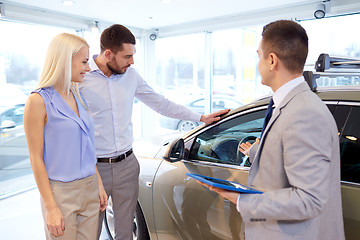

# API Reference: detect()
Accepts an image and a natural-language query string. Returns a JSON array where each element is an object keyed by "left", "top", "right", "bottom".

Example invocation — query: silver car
[{"left": 105, "top": 54, "right": 360, "bottom": 240}]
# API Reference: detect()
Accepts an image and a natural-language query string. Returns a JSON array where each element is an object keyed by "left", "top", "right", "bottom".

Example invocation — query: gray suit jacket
[{"left": 238, "top": 82, "right": 345, "bottom": 240}]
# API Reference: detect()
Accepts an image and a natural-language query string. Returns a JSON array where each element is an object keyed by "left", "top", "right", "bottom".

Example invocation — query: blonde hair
[{"left": 37, "top": 33, "right": 89, "bottom": 107}]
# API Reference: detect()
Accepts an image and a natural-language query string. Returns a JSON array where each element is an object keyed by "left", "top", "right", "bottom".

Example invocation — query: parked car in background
[
  {"left": 0, "top": 103, "right": 28, "bottom": 171},
  {"left": 104, "top": 54, "right": 360, "bottom": 240},
  {"left": 159, "top": 96, "right": 243, "bottom": 132},
  {"left": 0, "top": 84, "right": 28, "bottom": 147},
  {"left": 0, "top": 104, "right": 26, "bottom": 147}
]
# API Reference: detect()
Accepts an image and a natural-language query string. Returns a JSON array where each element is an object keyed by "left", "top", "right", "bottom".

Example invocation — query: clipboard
[{"left": 187, "top": 173, "right": 263, "bottom": 194}]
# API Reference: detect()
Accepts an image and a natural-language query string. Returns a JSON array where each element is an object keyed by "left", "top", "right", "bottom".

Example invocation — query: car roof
[{"left": 316, "top": 87, "right": 360, "bottom": 102}]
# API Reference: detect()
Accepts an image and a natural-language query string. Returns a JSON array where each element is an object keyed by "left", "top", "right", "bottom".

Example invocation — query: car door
[
  {"left": 152, "top": 107, "right": 267, "bottom": 240},
  {"left": 335, "top": 103, "right": 360, "bottom": 240}
]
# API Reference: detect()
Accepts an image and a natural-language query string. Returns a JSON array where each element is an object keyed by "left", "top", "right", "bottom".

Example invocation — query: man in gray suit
[{"left": 200, "top": 20, "right": 345, "bottom": 240}]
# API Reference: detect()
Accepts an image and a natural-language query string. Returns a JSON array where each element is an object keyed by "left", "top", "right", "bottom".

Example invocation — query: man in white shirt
[
  {"left": 79, "top": 24, "right": 229, "bottom": 240},
  {"left": 199, "top": 20, "right": 345, "bottom": 240}
]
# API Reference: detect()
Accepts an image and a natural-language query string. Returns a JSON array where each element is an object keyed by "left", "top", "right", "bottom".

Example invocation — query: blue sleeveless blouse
[{"left": 33, "top": 87, "right": 97, "bottom": 182}]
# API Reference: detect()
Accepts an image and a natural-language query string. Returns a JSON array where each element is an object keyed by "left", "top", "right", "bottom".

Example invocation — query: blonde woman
[{"left": 23, "top": 33, "right": 107, "bottom": 239}]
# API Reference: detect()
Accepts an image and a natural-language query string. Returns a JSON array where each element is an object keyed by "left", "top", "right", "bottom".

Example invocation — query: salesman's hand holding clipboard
[{"left": 197, "top": 180, "right": 241, "bottom": 205}]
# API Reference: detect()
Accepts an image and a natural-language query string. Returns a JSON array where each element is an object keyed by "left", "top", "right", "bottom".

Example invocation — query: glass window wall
[
  {"left": 0, "top": 20, "right": 77, "bottom": 199},
  {"left": 153, "top": 25, "right": 270, "bottom": 134},
  {"left": 153, "top": 33, "right": 207, "bottom": 133}
]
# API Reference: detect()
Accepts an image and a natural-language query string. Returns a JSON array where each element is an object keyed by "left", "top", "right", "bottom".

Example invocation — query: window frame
[{"left": 183, "top": 105, "right": 268, "bottom": 170}]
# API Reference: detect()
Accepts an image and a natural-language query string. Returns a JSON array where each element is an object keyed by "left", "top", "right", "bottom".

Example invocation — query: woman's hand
[
  {"left": 46, "top": 207, "right": 65, "bottom": 237},
  {"left": 98, "top": 183, "right": 108, "bottom": 212},
  {"left": 95, "top": 167, "right": 108, "bottom": 211}
]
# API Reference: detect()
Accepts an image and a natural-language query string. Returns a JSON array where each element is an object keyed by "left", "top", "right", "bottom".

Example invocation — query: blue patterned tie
[{"left": 260, "top": 98, "right": 274, "bottom": 138}]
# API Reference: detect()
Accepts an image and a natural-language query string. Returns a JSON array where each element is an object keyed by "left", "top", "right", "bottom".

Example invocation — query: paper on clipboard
[{"left": 187, "top": 173, "right": 263, "bottom": 194}]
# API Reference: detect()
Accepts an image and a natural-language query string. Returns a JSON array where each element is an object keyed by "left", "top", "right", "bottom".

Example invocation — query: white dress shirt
[
  {"left": 237, "top": 75, "right": 305, "bottom": 209},
  {"left": 79, "top": 55, "right": 201, "bottom": 158},
  {"left": 272, "top": 76, "right": 305, "bottom": 111}
]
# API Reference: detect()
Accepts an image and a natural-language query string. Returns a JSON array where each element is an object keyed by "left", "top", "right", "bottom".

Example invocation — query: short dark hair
[
  {"left": 261, "top": 20, "right": 308, "bottom": 73},
  {"left": 100, "top": 24, "right": 136, "bottom": 53}
]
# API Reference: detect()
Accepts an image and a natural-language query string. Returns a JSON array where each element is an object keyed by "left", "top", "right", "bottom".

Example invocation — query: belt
[{"left": 97, "top": 149, "right": 133, "bottom": 164}]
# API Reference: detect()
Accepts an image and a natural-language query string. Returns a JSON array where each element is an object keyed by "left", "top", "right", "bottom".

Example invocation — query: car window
[
  {"left": 188, "top": 109, "right": 266, "bottom": 165},
  {"left": 331, "top": 105, "right": 351, "bottom": 134},
  {"left": 339, "top": 106, "right": 360, "bottom": 184},
  {"left": 326, "top": 104, "right": 337, "bottom": 114}
]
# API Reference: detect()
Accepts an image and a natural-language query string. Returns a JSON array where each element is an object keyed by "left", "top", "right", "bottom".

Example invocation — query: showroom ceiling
[
  {"left": 0, "top": 0, "right": 341, "bottom": 29},
  {"left": 1, "top": 0, "right": 360, "bottom": 31}
]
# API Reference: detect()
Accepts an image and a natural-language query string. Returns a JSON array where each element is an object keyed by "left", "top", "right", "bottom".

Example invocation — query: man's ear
[
  {"left": 269, "top": 53, "right": 279, "bottom": 71},
  {"left": 104, "top": 49, "right": 112, "bottom": 60}
]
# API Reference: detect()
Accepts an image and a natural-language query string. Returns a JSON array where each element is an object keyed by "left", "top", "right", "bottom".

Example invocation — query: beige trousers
[{"left": 41, "top": 174, "right": 100, "bottom": 240}]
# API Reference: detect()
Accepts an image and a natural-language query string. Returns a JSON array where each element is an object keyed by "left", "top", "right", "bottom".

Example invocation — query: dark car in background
[
  {"left": 104, "top": 54, "right": 360, "bottom": 240},
  {"left": 160, "top": 96, "right": 242, "bottom": 132}
]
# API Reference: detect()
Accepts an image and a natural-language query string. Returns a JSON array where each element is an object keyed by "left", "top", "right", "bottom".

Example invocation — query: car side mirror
[
  {"left": 163, "top": 138, "right": 185, "bottom": 162},
  {"left": 0, "top": 120, "right": 16, "bottom": 130}
]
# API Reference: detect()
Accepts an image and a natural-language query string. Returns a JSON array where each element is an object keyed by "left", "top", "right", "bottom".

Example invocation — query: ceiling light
[
  {"left": 62, "top": 0, "right": 75, "bottom": 6},
  {"left": 161, "top": 0, "right": 172, "bottom": 3},
  {"left": 314, "top": 3, "right": 326, "bottom": 19},
  {"left": 149, "top": 29, "right": 158, "bottom": 41}
]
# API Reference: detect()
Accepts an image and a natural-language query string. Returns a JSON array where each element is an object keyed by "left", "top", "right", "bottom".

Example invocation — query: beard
[{"left": 107, "top": 62, "right": 125, "bottom": 75}]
